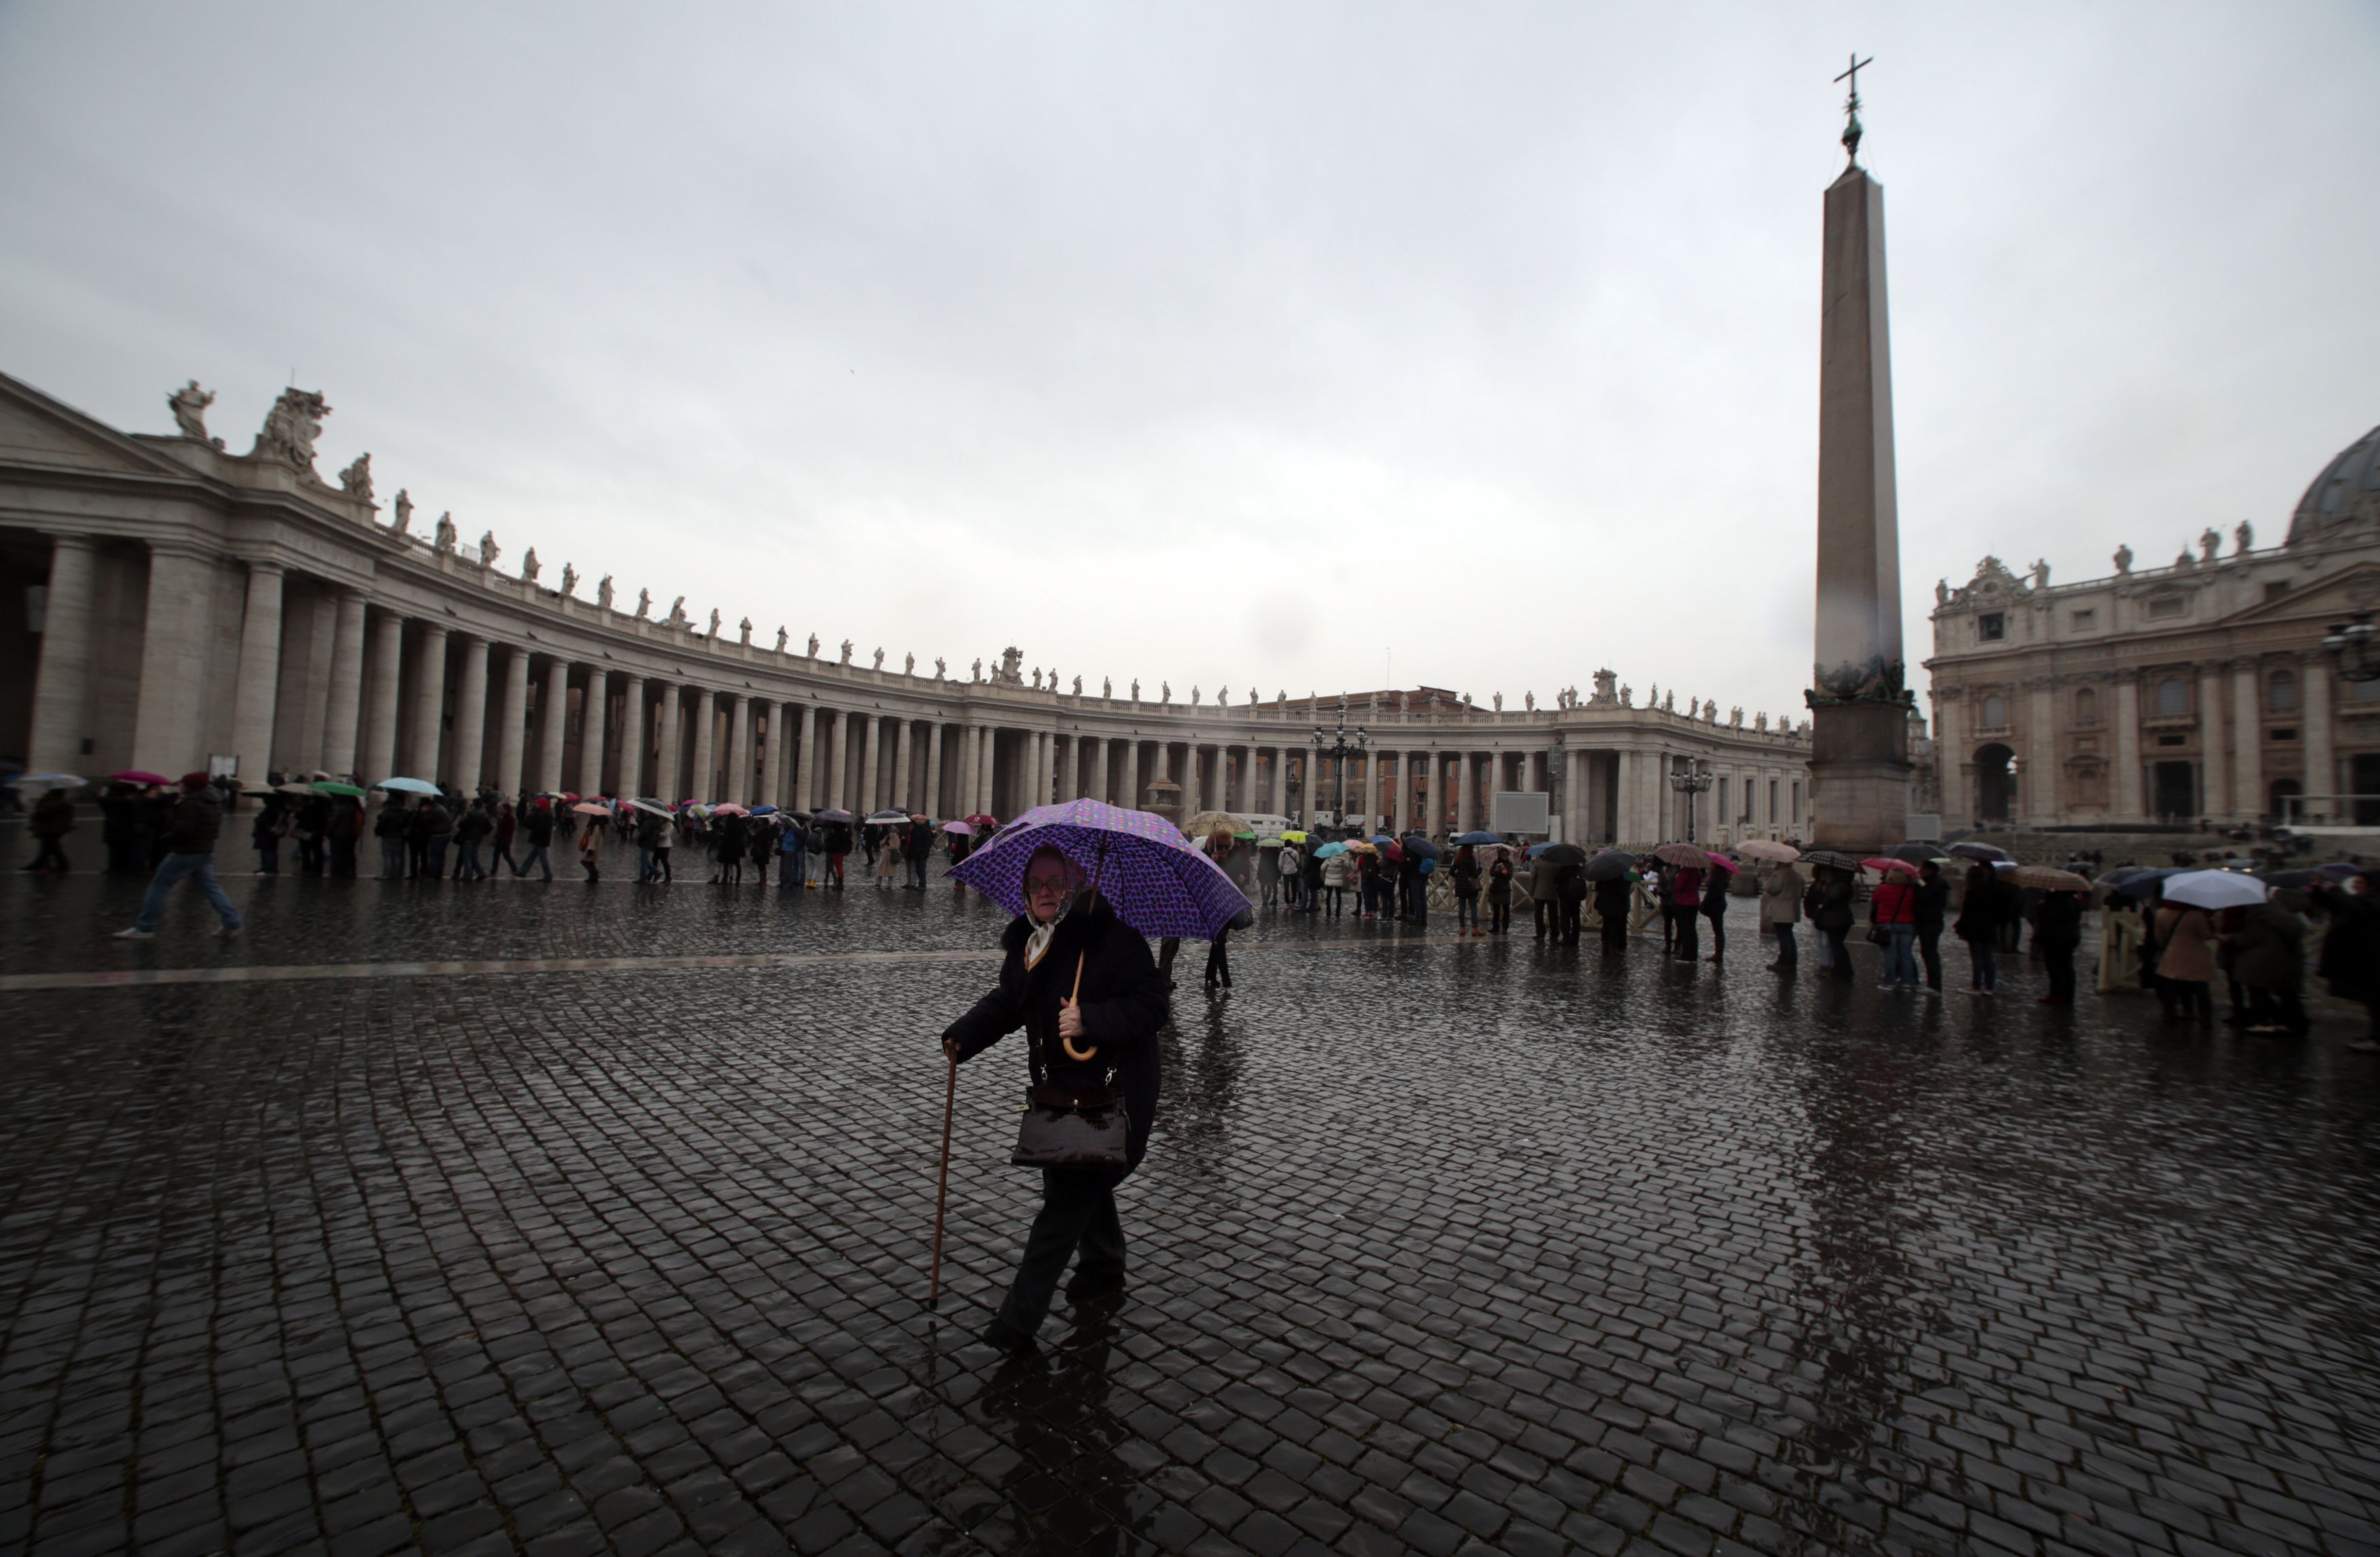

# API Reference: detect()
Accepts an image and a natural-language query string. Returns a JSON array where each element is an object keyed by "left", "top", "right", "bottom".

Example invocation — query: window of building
[
  {"left": 1791, "top": 782, "right": 1801, "bottom": 824},
  {"left": 1768, "top": 778, "right": 1778, "bottom": 823},
  {"left": 1977, "top": 613, "right": 2005, "bottom": 641},
  {"left": 1716, "top": 776, "right": 1728, "bottom": 824},
  {"left": 2265, "top": 581, "right": 2292, "bottom": 602},
  {"left": 2156, "top": 678, "right": 2188, "bottom": 717},
  {"left": 2147, "top": 595, "right": 2187, "bottom": 619},
  {"left": 1980, "top": 693, "right": 2008, "bottom": 730},
  {"left": 2353, "top": 677, "right": 2380, "bottom": 704},
  {"left": 2268, "top": 670, "right": 2298, "bottom": 712},
  {"left": 2270, "top": 728, "right": 2297, "bottom": 742},
  {"left": 2075, "top": 686, "right": 2099, "bottom": 725},
  {"left": 2157, "top": 734, "right": 2186, "bottom": 747},
  {"left": 2070, "top": 609, "right": 2097, "bottom": 632}
]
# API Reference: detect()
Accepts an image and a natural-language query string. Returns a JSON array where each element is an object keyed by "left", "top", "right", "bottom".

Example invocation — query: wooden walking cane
[{"left": 929, "top": 1053, "right": 956, "bottom": 1307}]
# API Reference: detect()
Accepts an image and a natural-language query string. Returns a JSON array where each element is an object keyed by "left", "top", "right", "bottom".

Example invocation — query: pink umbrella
[
  {"left": 712, "top": 802, "right": 750, "bottom": 817},
  {"left": 1703, "top": 851, "right": 1740, "bottom": 874},
  {"left": 940, "top": 819, "right": 975, "bottom": 835},
  {"left": 1860, "top": 856, "right": 1919, "bottom": 876}
]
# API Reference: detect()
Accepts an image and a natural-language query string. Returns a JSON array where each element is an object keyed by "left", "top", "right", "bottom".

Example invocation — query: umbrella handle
[{"left": 1060, "top": 949, "right": 1097, "bottom": 1061}]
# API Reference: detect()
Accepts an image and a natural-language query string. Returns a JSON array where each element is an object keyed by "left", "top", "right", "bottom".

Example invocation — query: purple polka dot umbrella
[{"left": 947, "top": 798, "right": 1246, "bottom": 939}]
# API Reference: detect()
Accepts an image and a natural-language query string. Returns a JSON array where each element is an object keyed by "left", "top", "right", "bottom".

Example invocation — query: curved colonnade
[{"left": 1, "top": 373, "right": 1810, "bottom": 846}]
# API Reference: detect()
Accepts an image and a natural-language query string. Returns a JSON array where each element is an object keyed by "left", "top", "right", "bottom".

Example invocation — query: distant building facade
[
  {"left": 1, "top": 371, "right": 1809, "bottom": 847},
  {"left": 1923, "top": 424, "right": 2380, "bottom": 829}
]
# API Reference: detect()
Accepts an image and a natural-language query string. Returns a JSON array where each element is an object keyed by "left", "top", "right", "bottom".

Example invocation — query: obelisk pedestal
[{"left": 1806, "top": 157, "right": 1912, "bottom": 850}]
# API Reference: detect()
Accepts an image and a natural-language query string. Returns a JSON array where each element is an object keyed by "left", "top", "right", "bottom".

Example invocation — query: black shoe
[
  {"left": 981, "top": 1318, "right": 1038, "bottom": 1354},
  {"left": 1066, "top": 1271, "right": 1125, "bottom": 1303}
]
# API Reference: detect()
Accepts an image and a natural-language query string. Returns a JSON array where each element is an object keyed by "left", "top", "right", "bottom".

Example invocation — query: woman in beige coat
[
  {"left": 2152, "top": 900, "right": 2217, "bottom": 1023},
  {"left": 1759, "top": 861, "right": 1804, "bottom": 970}
]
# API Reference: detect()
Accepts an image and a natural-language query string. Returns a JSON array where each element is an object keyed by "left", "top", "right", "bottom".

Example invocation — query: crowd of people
[{"left": 13, "top": 772, "right": 2379, "bottom": 1047}]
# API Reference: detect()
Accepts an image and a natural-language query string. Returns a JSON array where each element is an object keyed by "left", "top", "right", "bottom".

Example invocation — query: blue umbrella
[
  {"left": 1453, "top": 829, "right": 1501, "bottom": 846},
  {"left": 375, "top": 776, "right": 439, "bottom": 795},
  {"left": 752, "top": 804, "right": 778, "bottom": 815},
  {"left": 1312, "top": 841, "right": 1351, "bottom": 859}
]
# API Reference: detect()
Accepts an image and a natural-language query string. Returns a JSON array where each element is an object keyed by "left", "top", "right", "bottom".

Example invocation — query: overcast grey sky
[{"left": 3, "top": 3, "right": 2375, "bottom": 720}]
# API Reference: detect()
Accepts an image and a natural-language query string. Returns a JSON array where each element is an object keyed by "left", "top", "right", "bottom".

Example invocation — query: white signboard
[{"left": 1491, "top": 790, "right": 1551, "bottom": 836}]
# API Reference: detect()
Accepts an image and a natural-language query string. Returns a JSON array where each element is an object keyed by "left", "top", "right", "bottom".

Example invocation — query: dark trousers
[
  {"left": 1601, "top": 908, "right": 1629, "bottom": 950},
  {"left": 329, "top": 836, "right": 356, "bottom": 878},
  {"left": 1533, "top": 900, "right": 1552, "bottom": 940},
  {"left": 1559, "top": 900, "right": 1582, "bottom": 944},
  {"left": 2247, "top": 988, "right": 2307, "bottom": 1033},
  {"left": 1917, "top": 925, "right": 1943, "bottom": 989},
  {"left": 2043, "top": 942, "right": 2076, "bottom": 1002},
  {"left": 1673, "top": 908, "right": 1699, "bottom": 960},
  {"left": 997, "top": 1166, "right": 1128, "bottom": 1339},
  {"left": 299, "top": 835, "right": 325, "bottom": 874},
  {"left": 1457, "top": 891, "right": 1478, "bottom": 927},
  {"left": 1822, "top": 926, "right": 1852, "bottom": 978},
  {"left": 256, "top": 841, "right": 279, "bottom": 874},
  {"left": 1701, "top": 909, "right": 1724, "bottom": 957},
  {"left": 1490, "top": 900, "right": 1510, "bottom": 934},
  {"left": 1771, "top": 921, "right": 1798, "bottom": 966},
  {"left": 1204, "top": 927, "right": 1231, "bottom": 989},
  {"left": 30, "top": 837, "right": 69, "bottom": 872}
]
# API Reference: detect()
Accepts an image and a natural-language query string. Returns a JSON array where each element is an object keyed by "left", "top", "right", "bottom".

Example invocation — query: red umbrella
[
  {"left": 1860, "top": 856, "right": 1919, "bottom": 876},
  {"left": 107, "top": 769, "right": 171, "bottom": 785},
  {"left": 964, "top": 813, "right": 999, "bottom": 827},
  {"left": 1703, "top": 851, "right": 1740, "bottom": 874}
]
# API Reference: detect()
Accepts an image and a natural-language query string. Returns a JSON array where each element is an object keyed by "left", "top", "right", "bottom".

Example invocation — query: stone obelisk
[{"left": 1807, "top": 56, "right": 1911, "bottom": 850}]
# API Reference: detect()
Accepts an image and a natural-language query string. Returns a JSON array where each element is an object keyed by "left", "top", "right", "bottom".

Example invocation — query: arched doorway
[{"left": 1975, "top": 742, "right": 2016, "bottom": 823}]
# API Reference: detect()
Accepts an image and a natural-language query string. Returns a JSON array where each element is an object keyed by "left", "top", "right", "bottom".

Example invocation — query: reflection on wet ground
[{"left": 1, "top": 869, "right": 2376, "bottom": 1556}]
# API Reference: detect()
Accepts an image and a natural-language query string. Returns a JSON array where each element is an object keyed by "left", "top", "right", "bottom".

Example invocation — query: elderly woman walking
[{"left": 942, "top": 846, "right": 1170, "bottom": 1352}]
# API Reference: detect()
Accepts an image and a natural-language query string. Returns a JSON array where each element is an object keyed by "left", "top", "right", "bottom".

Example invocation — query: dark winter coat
[
  {"left": 31, "top": 791, "right": 77, "bottom": 839},
  {"left": 1954, "top": 874, "right": 2012, "bottom": 942},
  {"left": 2317, "top": 890, "right": 2380, "bottom": 1001},
  {"left": 2033, "top": 892, "right": 2084, "bottom": 950},
  {"left": 1812, "top": 874, "right": 1855, "bottom": 932},
  {"left": 943, "top": 897, "right": 1170, "bottom": 1169},
  {"left": 162, "top": 788, "right": 224, "bottom": 854},
  {"left": 1913, "top": 874, "right": 1949, "bottom": 929},
  {"left": 2230, "top": 902, "right": 2305, "bottom": 994}
]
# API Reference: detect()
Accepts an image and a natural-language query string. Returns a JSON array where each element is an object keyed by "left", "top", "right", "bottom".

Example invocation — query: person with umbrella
[
  {"left": 2313, "top": 873, "right": 2380, "bottom": 1050},
  {"left": 2032, "top": 887, "right": 2086, "bottom": 1006},
  {"left": 1869, "top": 862, "right": 1920, "bottom": 991},
  {"left": 1953, "top": 863, "right": 2014, "bottom": 995},
  {"left": 24, "top": 785, "right": 75, "bottom": 873},
  {"left": 1483, "top": 848, "right": 1514, "bottom": 934},
  {"left": 1752, "top": 851, "right": 1803, "bottom": 970},
  {"left": 1592, "top": 859, "right": 1632, "bottom": 952},
  {"left": 250, "top": 790, "right": 288, "bottom": 876},
  {"left": 575, "top": 804, "right": 605, "bottom": 883},
  {"left": 941, "top": 842, "right": 1171, "bottom": 1352},
  {"left": 2152, "top": 892, "right": 2217, "bottom": 1023},
  {"left": 1699, "top": 855, "right": 1731, "bottom": 962},
  {"left": 517, "top": 798, "right": 556, "bottom": 880},
  {"left": 1450, "top": 844, "right": 1482, "bottom": 934},
  {"left": 1914, "top": 859, "right": 1949, "bottom": 991},
  {"left": 902, "top": 815, "right": 933, "bottom": 889},
  {"left": 1809, "top": 859, "right": 1856, "bottom": 979},
  {"left": 113, "top": 773, "right": 242, "bottom": 940},
  {"left": 451, "top": 797, "right": 494, "bottom": 880}
]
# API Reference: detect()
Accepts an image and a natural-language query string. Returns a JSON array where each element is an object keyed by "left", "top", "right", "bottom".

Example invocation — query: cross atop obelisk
[{"left": 1834, "top": 52, "right": 1873, "bottom": 167}]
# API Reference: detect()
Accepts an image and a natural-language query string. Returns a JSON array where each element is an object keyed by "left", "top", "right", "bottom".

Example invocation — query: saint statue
[
  {"left": 807, "top": 633, "right": 820, "bottom": 657},
  {"left": 250, "top": 388, "right": 330, "bottom": 473},
  {"left": 1524, "top": 691, "right": 1534, "bottom": 711},
  {"left": 1102, "top": 677, "right": 1112, "bottom": 698},
  {"left": 1664, "top": 690, "right": 1676, "bottom": 711},
  {"left": 839, "top": 639, "right": 853, "bottom": 664},
  {"left": 738, "top": 617, "right": 753, "bottom": 645},
  {"left": 706, "top": 607, "right": 721, "bottom": 636},
  {"left": 1160, "top": 681, "right": 1171, "bottom": 705},
  {"left": 339, "top": 453, "right": 373, "bottom": 499},
  {"left": 1072, "top": 674, "right": 1082, "bottom": 695},
  {"left": 477, "top": 530, "right": 499, "bottom": 569},
  {"left": 904, "top": 651, "right": 915, "bottom": 674},
  {"left": 1935, "top": 578, "right": 1950, "bottom": 605},
  {"left": 777, "top": 627, "right": 789, "bottom": 653},
  {"left": 1755, "top": 713, "right": 1769, "bottom": 732},
  {"left": 872, "top": 647, "right": 884, "bottom": 669},
  {"left": 1461, "top": 693, "right": 1472, "bottom": 709},
  {"left": 1131, "top": 679, "right": 1140, "bottom": 702},
  {"left": 634, "top": 588, "right": 651, "bottom": 619},
  {"left": 667, "top": 595, "right": 687, "bottom": 626},
  {"left": 596, "top": 575, "right": 615, "bottom": 609},
  {"left": 935, "top": 657, "right": 947, "bottom": 679},
  {"left": 1492, "top": 691, "right": 1503, "bottom": 711},
  {"left": 1189, "top": 685, "right": 1200, "bottom": 706},
  {"left": 2199, "top": 527, "right": 2221, "bottom": 562},
  {"left": 1703, "top": 699, "right": 1717, "bottom": 721},
  {"left": 1618, "top": 684, "right": 1631, "bottom": 706},
  {"left": 169, "top": 380, "right": 219, "bottom": 445},
  {"left": 2113, "top": 543, "right": 2133, "bottom": 575},
  {"left": 972, "top": 657, "right": 983, "bottom": 682},
  {"left": 392, "top": 489, "right": 413, "bottom": 535},
  {"left": 2031, "top": 558, "right": 2052, "bottom": 589},
  {"left": 433, "top": 512, "right": 457, "bottom": 553},
  {"left": 561, "top": 562, "right": 579, "bottom": 596},
  {"left": 522, "top": 547, "right": 541, "bottom": 582},
  {"left": 1032, "top": 668, "right": 1042, "bottom": 689},
  {"left": 1648, "top": 683, "right": 1660, "bottom": 708},
  {"left": 1730, "top": 706, "right": 1744, "bottom": 726},
  {"left": 2235, "top": 520, "right": 2254, "bottom": 554}
]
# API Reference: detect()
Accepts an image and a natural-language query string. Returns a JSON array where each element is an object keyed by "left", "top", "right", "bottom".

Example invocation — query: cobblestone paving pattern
[{"left": 1, "top": 873, "right": 2377, "bottom": 1557}]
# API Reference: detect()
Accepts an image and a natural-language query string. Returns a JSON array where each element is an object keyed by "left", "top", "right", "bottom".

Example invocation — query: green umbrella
[{"left": 310, "top": 781, "right": 368, "bottom": 798}]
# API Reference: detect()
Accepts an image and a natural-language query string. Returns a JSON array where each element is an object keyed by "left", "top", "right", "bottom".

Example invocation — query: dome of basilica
[{"left": 2289, "top": 424, "right": 2380, "bottom": 545}]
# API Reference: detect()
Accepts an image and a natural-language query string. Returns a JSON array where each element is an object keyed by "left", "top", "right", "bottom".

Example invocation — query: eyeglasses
[{"left": 1024, "top": 874, "right": 1072, "bottom": 895}]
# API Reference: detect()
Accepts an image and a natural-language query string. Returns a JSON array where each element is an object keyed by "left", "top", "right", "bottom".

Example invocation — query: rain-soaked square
[{"left": 1, "top": 870, "right": 2375, "bottom": 1557}]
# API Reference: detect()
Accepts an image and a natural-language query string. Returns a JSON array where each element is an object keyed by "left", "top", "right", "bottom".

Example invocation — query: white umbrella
[
  {"left": 1737, "top": 839, "right": 1800, "bottom": 863},
  {"left": 2160, "top": 870, "right": 2269, "bottom": 910}
]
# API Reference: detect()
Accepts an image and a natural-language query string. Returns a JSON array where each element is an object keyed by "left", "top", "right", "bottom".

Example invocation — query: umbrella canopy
[
  {"left": 571, "top": 802, "right": 611, "bottom": 817},
  {"left": 865, "top": 808, "right": 909, "bottom": 824},
  {"left": 1401, "top": 836, "right": 1441, "bottom": 859},
  {"left": 1381, "top": 842, "right": 1406, "bottom": 863},
  {"left": 309, "top": 781, "right": 368, "bottom": 798},
  {"left": 10, "top": 772, "right": 86, "bottom": 789},
  {"left": 1312, "top": 841, "right": 1351, "bottom": 858},
  {"left": 375, "top": 776, "right": 440, "bottom": 795},
  {"left": 1452, "top": 829, "right": 1501, "bottom": 846},
  {"left": 272, "top": 781, "right": 314, "bottom": 795},
  {"left": 1881, "top": 842, "right": 1941, "bottom": 865},
  {"left": 949, "top": 798, "right": 1247, "bottom": 939},
  {"left": 1343, "top": 840, "right": 1379, "bottom": 855},
  {"left": 1650, "top": 842, "right": 1710, "bottom": 868},
  {"left": 2009, "top": 865, "right": 2092, "bottom": 891},
  {"left": 2101, "top": 867, "right": 2183, "bottom": 899},
  {"left": 1256, "top": 837, "right": 1285, "bottom": 849},
  {"left": 1185, "top": 810, "right": 1250, "bottom": 839},
  {"left": 714, "top": 802, "right": 751, "bottom": 817},
  {"left": 1280, "top": 829, "right": 1309, "bottom": 843},
  {"left": 1370, "top": 833, "right": 1395, "bottom": 845},
  {"left": 627, "top": 799, "right": 673, "bottom": 819},
  {"left": 1800, "top": 849, "right": 1863, "bottom": 872},
  {"left": 2258, "top": 862, "right": 2361, "bottom": 889},
  {"left": 751, "top": 804, "right": 777, "bottom": 815},
  {"left": 1860, "top": 856, "right": 1920, "bottom": 876},
  {"left": 1584, "top": 849, "right": 1635, "bottom": 883},
  {"left": 107, "top": 768, "right": 171, "bottom": 785},
  {"left": 1535, "top": 842, "right": 1588, "bottom": 866},
  {"left": 964, "top": 813, "right": 999, "bottom": 827},
  {"left": 940, "top": 819, "right": 975, "bottom": 836},
  {"left": 1703, "top": 852, "right": 1740, "bottom": 875},
  {"left": 813, "top": 808, "right": 856, "bottom": 824},
  {"left": 1946, "top": 840, "right": 2016, "bottom": 863},
  {"left": 2160, "top": 870, "right": 2270, "bottom": 910},
  {"left": 1736, "top": 838, "right": 1801, "bottom": 863}
]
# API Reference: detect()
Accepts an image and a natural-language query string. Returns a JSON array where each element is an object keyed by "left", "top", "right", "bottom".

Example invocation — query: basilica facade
[
  {"left": 1, "top": 371, "right": 1809, "bottom": 848},
  {"left": 1924, "top": 424, "right": 2380, "bottom": 830}
]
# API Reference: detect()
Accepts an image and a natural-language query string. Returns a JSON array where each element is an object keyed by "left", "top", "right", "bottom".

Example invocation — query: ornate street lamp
[
  {"left": 1667, "top": 758, "right": 1714, "bottom": 843},
  {"left": 2322, "top": 612, "right": 2380, "bottom": 683},
  {"left": 1310, "top": 720, "right": 1368, "bottom": 834}
]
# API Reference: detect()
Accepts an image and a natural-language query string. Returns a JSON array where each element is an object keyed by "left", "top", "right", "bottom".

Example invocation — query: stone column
[
  {"left": 858, "top": 711, "right": 881, "bottom": 814},
  {"left": 618, "top": 676, "right": 647, "bottom": 801},
  {"left": 1061, "top": 734, "right": 1079, "bottom": 802},
  {"left": 131, "top": 544, "right": 218, "bottom": 778},
  {"left": 361, "top": 611, "right": 405, "bottom": 785},
  {"left": 574, "top": 669, "right": 605, "bottom": 795},
  {"left": 760, "top": 698, "right": 785, "bottom": 811},
  {"left": 1450, "top": 753, "right": 1469, "bottom": 834},
  {"left": 1184, "top": 743, "right": 1202, "bottom": 817},
  {"left": 321, "top": 589, "right": 368, "bottom": 779},
  {"left": 1079, "top": 736, "right": 1101, "bottom": 803},
  {"left": 449, "top": 636, "right": 490, "bottom": 792},
  {"left": 1807, "top": 158, "right": 1910, "bottom": 849},
  {"left": 724, "top": 694, "right": 750, "bottom": 806},
  {"left": 539, "top": 659, "right": 571, "bottom": 793},
  {"left": 976, "top": 726, "right": 996, "bottom": 814},
  {"left": 2231, "top": 660, "right": 2262, "bottom": 821},
  {"left": 656, "top": 683, "right": 683, "bottom": 800},
  {"left": 27, "top": 534, "right": 99, "bottom": 776},
  {"left": 925, "top": 722, "right": 944, "bottom": 818},
  {"left": 1932, "top": 691, "right": 1965, "bottom": 824},
  {"left": 1424, "top": 751, "right": 1442, "bottom": 834},
  {"left": 797, "top": 704, "right": 817, "bottom": 811},
  {"left": 893, "top": 718, "right": 913, "bottom": 810},
  {"left": 2113, "top": 676, "right": 2144, "bottom": 823},
  {"left": 823, "top": 707, "right": 845, "bottom": 810},
  {"left": 1270, "top": 747, "right": 1287, "bottom": 818},
  {"left": 496, "top": 646, "right": 530, "bottom": 795},
  {"left": 2197, "top": 666, "right": 2228, "bottom": 820},
  {"left": 296, "top": 593, "right": 337, "bottom": 770},
  {"left": 2302, "top": 658, "right": 2335, "bottom": 823},
  {"left": 2025, "top": 679, "right": 2059, "bottom": 827},
  {"left": 407, "top": 624, "right": 449, "bottom": 784},
  {"left": 228, "top": 561, "right": 286, "bottom": 784},
  {"left": 1122, "top": 739, "right": 1141, "bottom": 812},
  {"left": 691, "top": 689, "right": 717, "bottom": 801}
]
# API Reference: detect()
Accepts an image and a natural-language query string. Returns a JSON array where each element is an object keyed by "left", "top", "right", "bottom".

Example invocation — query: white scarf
[{"left": 1023, "top": 902, "right": 1069, "bottom": 970}]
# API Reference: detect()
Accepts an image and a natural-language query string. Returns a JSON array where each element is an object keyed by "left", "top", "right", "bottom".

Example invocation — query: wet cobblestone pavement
[{"left": 3, "top": 858, "right": 2378, "bottom": 1557}]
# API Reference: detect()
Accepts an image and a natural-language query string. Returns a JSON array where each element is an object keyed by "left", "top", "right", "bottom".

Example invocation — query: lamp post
[
  {"left": 2323, "top": 612, "right": 2380, "bottom": 683},
  {"left": 1667, "top": 757, "right": 1714, "bottom": 843},
  {"left": 1310, "top": 719, "right": 1369, "bottom": 834}
]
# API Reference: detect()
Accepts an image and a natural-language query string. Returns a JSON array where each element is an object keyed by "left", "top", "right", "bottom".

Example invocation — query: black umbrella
[
  {"left": 1584, "top": 849, "right": 1635, "bottom": 882},
  {"left": 1534, "top": 842, "right": 1587, "bottom": 866},
  {"left": 1400, "top": 835, "right": 1441, "bottom": 860},
  {"left": 1883, "top": 842, "right": 1941, "bottom": 865},
  {"left": 1800, "top": 848, "right": 1863, "bottom": 872},
  {"left": 1946, "top": 840, "right": 2015, "bottom": 863}
]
